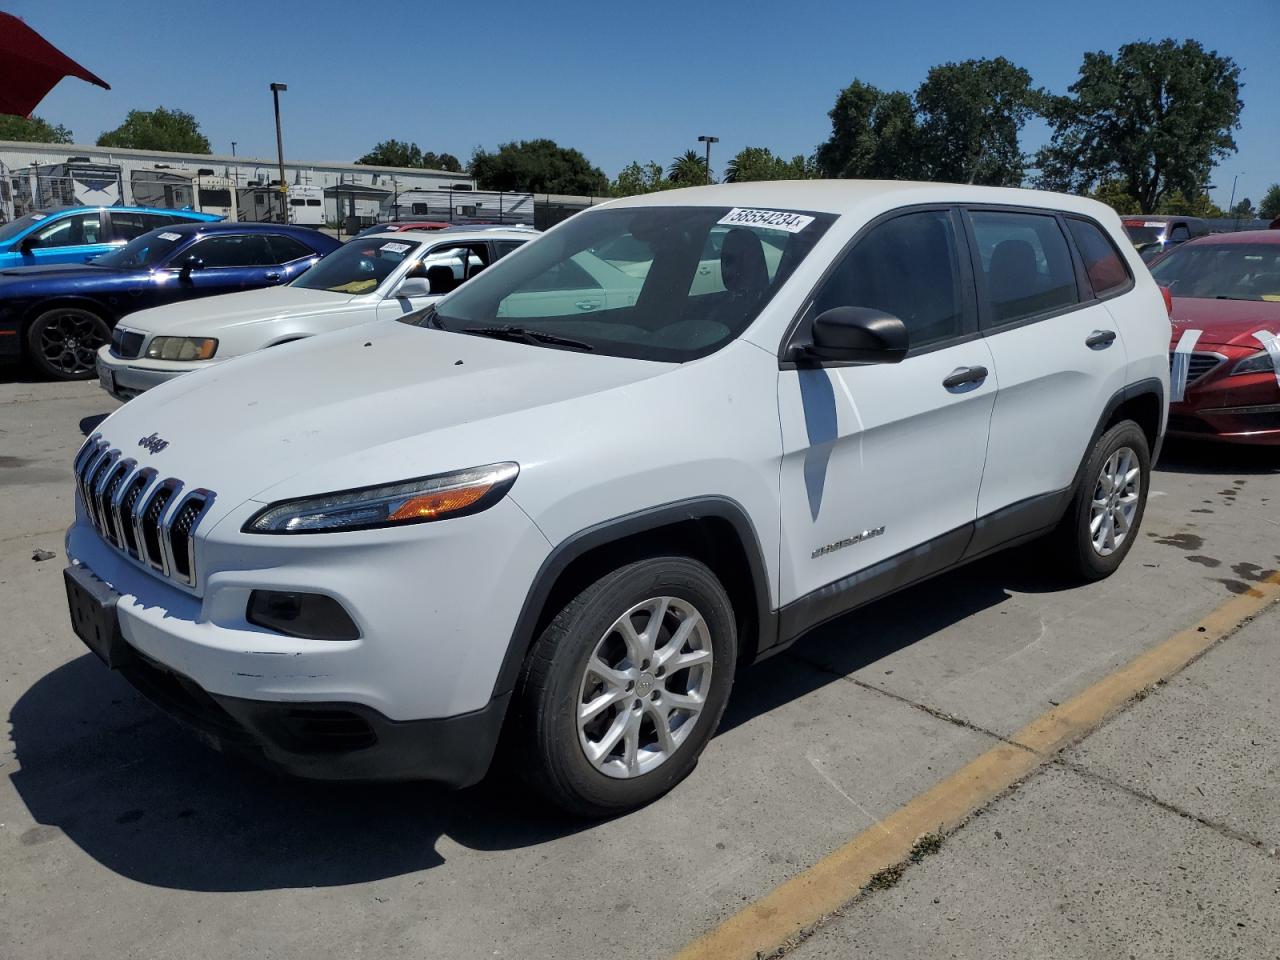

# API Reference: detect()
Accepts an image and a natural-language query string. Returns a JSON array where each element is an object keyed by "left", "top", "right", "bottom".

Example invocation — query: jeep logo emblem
[{"left": 138, "top": 432, "right": 169, "bottom": 454}]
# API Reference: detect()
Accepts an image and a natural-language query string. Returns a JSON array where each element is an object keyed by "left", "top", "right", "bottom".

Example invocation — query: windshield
[
  {"left": 291, "top": 237, "right": 422, "bottom": 294},
  {"left": 1150, "top": 243, "right": 1280, "bottom": 301},
  {"left": 0, "top": 212, "right": 52, "bottom": 245},
  {"left": 94, "top": 229, "right": 189, "bottom": 268},
  {"left": 1122, "top": 223, "right": 1164, "bottom": 245},
  {"left": 407, "top": 206, "right": 834, "bottom": 361}
]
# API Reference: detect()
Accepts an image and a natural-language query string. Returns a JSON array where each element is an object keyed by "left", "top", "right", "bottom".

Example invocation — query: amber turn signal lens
[{"left": 387, "top": 484, "right": 490, "bottom": 522}]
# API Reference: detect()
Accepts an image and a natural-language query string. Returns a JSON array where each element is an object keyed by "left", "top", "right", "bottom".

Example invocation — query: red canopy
[{"left": 0, "top": 12, "right": 109, "bottom": 117}]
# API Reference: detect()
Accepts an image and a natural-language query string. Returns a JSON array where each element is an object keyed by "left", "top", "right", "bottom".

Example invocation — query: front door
[{"left": 777, "top": 208, "right": 996, "bottom": 615}]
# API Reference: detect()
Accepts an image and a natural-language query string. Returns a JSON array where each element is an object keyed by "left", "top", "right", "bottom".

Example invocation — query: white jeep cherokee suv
[{"left": 64, "top": 182, "right": 1169, "bottom": 816}]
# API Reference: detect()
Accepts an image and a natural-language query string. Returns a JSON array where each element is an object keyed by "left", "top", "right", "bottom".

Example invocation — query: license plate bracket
[
  {"left": 98, "top": 364, "right": 115, "bottom": 395},
  {"left": 64, "top": 564, "right": 134, "bottom": 669}
]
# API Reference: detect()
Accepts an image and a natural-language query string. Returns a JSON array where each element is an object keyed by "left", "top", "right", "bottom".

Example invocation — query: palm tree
[{"left": 668, "top": 149, "right": 709, "bottom": 185}]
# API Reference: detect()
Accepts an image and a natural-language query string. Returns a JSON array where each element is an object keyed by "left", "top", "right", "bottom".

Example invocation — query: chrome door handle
[
  {"left": 1085, "top": 329, "right": 1116, "bottom": 348},
  {"left": 942, "top": 365, "right": 989, "bottom": 389}
]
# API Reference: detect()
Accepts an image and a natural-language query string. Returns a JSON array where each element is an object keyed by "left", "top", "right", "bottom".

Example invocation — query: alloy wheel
[
  {"left": 36, "top": 311, "right": 110, "bottom": 377},
  {"left": 577, "top": 596, "right": 713, "bottom": 779},
  {"left": 1090, "top": 446, "right": 1141, "bottom": 557}
]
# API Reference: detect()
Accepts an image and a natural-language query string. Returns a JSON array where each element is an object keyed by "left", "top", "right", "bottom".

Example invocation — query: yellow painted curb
[{"left": 674, "top": 573, "right": 1280, "bottom": 960}]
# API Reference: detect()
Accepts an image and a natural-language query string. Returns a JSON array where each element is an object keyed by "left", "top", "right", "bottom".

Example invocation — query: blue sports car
[
  {"left": 0, "top": 221, "right": 341, "bottom": 379},
  {"left": 0, "top": 206, "right": 224, "bottom": 269}
]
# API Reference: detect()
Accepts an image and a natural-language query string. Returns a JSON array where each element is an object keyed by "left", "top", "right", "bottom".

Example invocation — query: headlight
[
  {"left": 1231, "top": 351, "right": 1274, "bottom": 376},
  {"left": 146, "top": 336, "right": 218, "bottom": 361},
  {"left": 243, "top": 462, "right": 520, "bottom": 534}
]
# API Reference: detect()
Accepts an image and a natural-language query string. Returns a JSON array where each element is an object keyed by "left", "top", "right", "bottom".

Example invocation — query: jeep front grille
[{"left": 73, "top": 435, "right": 215, "bottom": 587}]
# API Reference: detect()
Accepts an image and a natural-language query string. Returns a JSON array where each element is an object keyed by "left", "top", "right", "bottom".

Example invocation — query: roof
[
  {"left": 157, "top": 220, "right": 331, "bottom": 237},
  {"left": 598, "top": 180, "right": 1119, "bottom": 220},
  {"left": 1181, "top": 229, "right": 1280, "bottom": 246},
  {"left": 359, "top": 227, "right": 535, "bottom": 242}
]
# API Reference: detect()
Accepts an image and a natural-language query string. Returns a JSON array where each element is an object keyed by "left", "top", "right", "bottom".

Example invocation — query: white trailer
[
  {"left": 237, "top": 182, "right": 324, "bottom": 226},
  {"left": 379, "top": 187, "right": 534, "bottom": 225},
  {"left": 130, "top": 166, "right": 237, "bottom": 220},
  {"left": 11, "top": 158, "right": 123, "bottom": 215}
]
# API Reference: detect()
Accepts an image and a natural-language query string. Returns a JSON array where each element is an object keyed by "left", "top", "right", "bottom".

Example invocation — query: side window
[
  {"left": 423, "top": 243, "right": 491, "bottom": 280},
  {"left": 184, "top": 234, "right": 277, "bottom": 267},
  {"left": 111, "top": 212, "right": 173, "bottom": 240},
  {"left": 969, "top": 210, "right": 1078, "bottom": 325},
  {"left": 411, "top": 203, "right": 429, "bottom": 215},
  {"left": 1169, "top": 224, "right": 1190, "bottom": 242},
  {"left": 518, "top": 257, "right": 601, "bottom": 293},
  {"left": 27, "top": 212, "right": 102, "bottom": 249},
  {"left": 1066, "top": 219, "right": 1131, "bottom": 298},
  {"left": 810, "top": 210, "right": 965, "bottom": 350},
  {"left": 492, "top": 239, "right": 526, "bottom": 260},
  {"left": 267, "top": 234, "right": 317, "bottom": 262}
]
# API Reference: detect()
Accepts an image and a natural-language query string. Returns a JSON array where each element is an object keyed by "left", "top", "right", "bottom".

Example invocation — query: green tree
[
  {"left": 914, "top": 57, "right": 1042, "bottom": 186},
  {"left": 1228, "top": 197, "right": 1255, "bottom": 219},
  {"left": 1156, "top": 191, "right": 1225, "bottom": 218},
  {"left": 356, "top": 140, "right": 462, "bottom": 171},
  {"left": 1035, "top": 39, "right": 1243, "bottom": 213},
  {"left": 668, "top": 149, "right": 709, "bottom": 185},
  {"left": 1260, "top": 184, "right": 1280, "bottom": 221},
  {"left": 1090, "top": 179, "right": 1141, "bottom": 214},
  {"left": 0, "top": 114, "right": 73, "bottom": 143},
  {"left": 723, "top": 147, "right": 812, "bottom": 183},
  {"left": 815, "top": 80, "right": 919, "bottom": 179},
  {"left": 97, "top": 107, "right": 211, "bottom": 153},
  {"left": 611, "top": 160, "right": 671, "bottom": 196},
  {"left": 469, "top": 139, "right": 608, "bottom": 195}
]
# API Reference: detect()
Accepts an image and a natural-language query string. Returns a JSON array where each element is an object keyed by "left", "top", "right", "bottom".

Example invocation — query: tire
[
  {"left": 1053, "top": 420, "right": 1151, "bottom": 581},
  {"left": 513, "top": 556, "right": 737, "bottom": 817},
  {"left": 26, "top": 306, "right": 112, "bottom": 380}
]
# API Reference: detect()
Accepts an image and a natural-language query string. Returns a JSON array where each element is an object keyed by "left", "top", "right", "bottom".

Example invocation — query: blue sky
[{"left": 12, "top": 0, "right": 1279, "bottom": 208}]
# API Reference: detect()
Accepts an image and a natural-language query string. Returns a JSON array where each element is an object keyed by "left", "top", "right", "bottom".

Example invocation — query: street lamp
[
  {"left": 270, "top": 82, "right": 288, "bottom": 223},
  {"left": 1227, "top": 172, "right": 1244, "bottom": 218},
  {"left": 697, "top": 135, "right": 718, "bottom": 185},
  {"left": 229, "top": 141, "right": 237, "bottom": 188}
]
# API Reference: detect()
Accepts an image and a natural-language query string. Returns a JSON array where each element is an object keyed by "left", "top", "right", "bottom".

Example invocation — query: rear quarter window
[{"left": 1066, "top": 218, "right": 1132, "bottom": 298}]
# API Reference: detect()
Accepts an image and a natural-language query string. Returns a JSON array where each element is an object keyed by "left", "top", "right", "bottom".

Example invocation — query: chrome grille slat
[
  {"left": 1168, "top": 350, "right": 1226, "bottom": 386},
  {"left": 72, "top": 437, "right": 212, "bottom": 589}
]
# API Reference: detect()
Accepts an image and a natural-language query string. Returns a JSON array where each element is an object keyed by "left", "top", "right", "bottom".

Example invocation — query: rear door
[
  {"left": 965, "top": 207, "right": 1131, "bottom": 536},
  {"left": 776, "top": 207, "right": 996, "bottom": 608}
]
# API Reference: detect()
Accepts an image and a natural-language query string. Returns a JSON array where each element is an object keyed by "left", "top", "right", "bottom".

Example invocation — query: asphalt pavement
[{"left": 1, "top": 371, "right": 1277, "bottom": 959}]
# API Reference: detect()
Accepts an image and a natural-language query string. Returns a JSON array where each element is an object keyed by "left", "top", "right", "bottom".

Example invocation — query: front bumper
[
  {"left": 65, "top": 558, "right": 512, "bottom": 786},
  {"left": 1168, "top": 367, "right": 1280, "bottom": 445},
  {"left": 95, "top": 345, "right": 212, "bottom": 400}
]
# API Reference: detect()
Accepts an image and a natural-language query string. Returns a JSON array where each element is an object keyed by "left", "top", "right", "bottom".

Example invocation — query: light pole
[
  {"left": 1227, "top": 172, "right": 1244, "bottom": 219},
  {"left": 229, "top": 141, "right": 238, "bottom": 187},
  {"left": 270, "top": 83, "right": 288, "bottom": 223},
  {"left": 697, "top": 135, "right": 718, "bottom": 185}
]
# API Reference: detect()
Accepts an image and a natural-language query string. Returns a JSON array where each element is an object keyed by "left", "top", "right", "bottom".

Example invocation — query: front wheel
[
  {"left": 1053, "top": 420, "right": 1151, "bottom": 581},
  {"left": 26, "top": 307, "right": 112, "bottom": 380},
  {"left": 513, "top": 557, "right": 737, "bottom": 817}
]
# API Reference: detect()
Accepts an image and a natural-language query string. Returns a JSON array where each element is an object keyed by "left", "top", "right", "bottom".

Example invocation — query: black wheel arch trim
[{"left": 491, "top": 495, "right": 778, "bottom": 700}]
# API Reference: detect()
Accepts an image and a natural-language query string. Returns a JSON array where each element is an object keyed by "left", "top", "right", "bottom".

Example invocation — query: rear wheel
[
  {"left": 514, "top": 557, "right": 737, "bottom": 817},
  {"left": 1053, "top": 420, "right": 1151, "bottom": 580},
  {"left": 26, "top": 307, "right": 111, "bottom": 380}
]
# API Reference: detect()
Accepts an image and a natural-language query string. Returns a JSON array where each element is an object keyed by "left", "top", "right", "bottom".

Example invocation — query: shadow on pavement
[
  {"left": 9, "top": 549, "right": 1056, "bottom": 893},
  {"left": 1156, "top": 437, "right": 1279, "bottom": 476},
  {"left": 8, "top": 655, "right": 589, "bottom": 892}
]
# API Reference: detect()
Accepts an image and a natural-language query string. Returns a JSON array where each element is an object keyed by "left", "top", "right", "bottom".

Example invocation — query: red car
[{"left": 1150, "top": 230, "right": 1280, "bottom": 444}]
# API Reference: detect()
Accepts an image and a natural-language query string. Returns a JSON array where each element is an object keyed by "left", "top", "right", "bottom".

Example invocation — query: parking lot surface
[{"left": 3, "top": 373, "right": 1278, "bottom": 959}]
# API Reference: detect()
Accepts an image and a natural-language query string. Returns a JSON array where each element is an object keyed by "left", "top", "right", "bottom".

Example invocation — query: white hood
[
  {"left": 120, "top": 285, "right": 357, "bottom": 336},
  {"left": 92, "top": 320, "right": 669, "bottom": 515}
]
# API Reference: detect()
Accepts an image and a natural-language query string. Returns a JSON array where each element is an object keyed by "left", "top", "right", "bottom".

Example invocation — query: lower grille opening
[
  {"left": 122, "top": 654, "right": 257, "bottom": 747},
  {"left": 278, "top": 709, "right": 377, "bottom": 753}
]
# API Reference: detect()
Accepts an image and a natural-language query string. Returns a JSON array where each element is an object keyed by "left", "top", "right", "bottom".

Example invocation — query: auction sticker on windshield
[
  {"left": 158, "top": 232, "right": 182, "bottom": 241},
  {"left": 381, "top": 242, "right": 412, "bottom": 254},
  {"left": 718, "top": 208, "right": 815, "bottom": 233}
]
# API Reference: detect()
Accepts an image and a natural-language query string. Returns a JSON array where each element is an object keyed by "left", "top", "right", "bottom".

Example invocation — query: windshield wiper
[{"left": 465, "top": 324, "right": 594, "bottom": 351}]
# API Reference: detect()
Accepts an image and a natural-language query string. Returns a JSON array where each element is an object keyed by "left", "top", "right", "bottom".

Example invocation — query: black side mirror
[
  {"left": 179, "top": 256, "right": 204, "bottom": 281},
  {"left": 20, "top": 237, "right": 36, "bottom": 255},
  {"left": 795, "top": 306, "right": 909, "bottom": 364}
]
